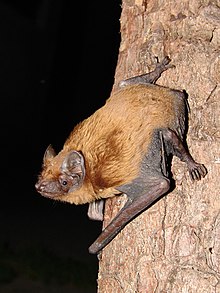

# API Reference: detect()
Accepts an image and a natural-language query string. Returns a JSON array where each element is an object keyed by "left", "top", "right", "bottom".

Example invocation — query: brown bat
[{"left": 35, "top": 56, "right": 207, "bottom": 254}]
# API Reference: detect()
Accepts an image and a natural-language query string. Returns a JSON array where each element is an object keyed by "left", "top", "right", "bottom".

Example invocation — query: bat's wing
[{"left": 89, "top": 172, "right": 170, "bottom": 254}]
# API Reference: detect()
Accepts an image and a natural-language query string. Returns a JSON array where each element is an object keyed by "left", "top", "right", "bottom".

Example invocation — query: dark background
[{"left": 0, "top": 0, "right": 121, "bottom": 292}]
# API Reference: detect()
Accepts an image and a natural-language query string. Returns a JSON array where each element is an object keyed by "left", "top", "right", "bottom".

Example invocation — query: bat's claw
[
  {"left": 188, "top": 162, "right": 207, "bottom": 181},
  {"left": 155, "top": 56, "right": 175, "bottom": 71}
]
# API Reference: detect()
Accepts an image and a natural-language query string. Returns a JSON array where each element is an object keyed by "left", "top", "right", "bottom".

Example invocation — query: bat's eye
[
  {"left": 62, "top": 180, "right": 68, "bottom": 186},
  {"left": 59, "top": 175, "right": 71, "bottom": 192},
  {"left": 59, "top": 173, "right": 81, "bottom": 193}
]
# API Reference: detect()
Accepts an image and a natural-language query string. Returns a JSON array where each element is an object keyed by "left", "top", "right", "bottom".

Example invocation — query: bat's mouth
[
  {"left": 35, "top": 181, "right": 64, "bottom": 199},
  {"left": 36, "top": 190, "right": 60, "bottom": 199}
]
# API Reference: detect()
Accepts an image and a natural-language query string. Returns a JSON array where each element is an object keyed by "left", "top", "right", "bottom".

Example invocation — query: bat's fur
[
  {"left": 39, "top": 83, "right": 186, "bottom": 205},
  {"left": 36, "top": 57, "right": 207, "bottom": 254}
]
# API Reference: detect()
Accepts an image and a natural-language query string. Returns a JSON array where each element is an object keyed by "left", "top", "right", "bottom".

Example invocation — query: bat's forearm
[{"left": 89, "top": 177, "right": 170, "bottom": 254}]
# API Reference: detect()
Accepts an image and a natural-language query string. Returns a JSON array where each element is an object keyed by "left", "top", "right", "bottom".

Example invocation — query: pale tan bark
[{"left": 97, "top": 0, "right": 220, "bottom": 292}]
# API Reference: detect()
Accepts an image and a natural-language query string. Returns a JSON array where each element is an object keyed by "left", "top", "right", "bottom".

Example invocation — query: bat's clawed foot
[
  {"left": 188, "top": 162, "right": 207, "bottom": 181},
  {"left": 154, "top": 56, "right": 175, "bottom": 72}
]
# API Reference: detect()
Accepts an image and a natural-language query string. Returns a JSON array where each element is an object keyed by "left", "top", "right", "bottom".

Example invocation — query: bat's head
[{"left": 35, "top": 145, "right": 85, "bottom": 201}]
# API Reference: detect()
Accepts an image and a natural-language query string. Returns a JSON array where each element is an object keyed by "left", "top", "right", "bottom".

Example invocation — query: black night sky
[{"left": 0, "top": 1, "right": 121, "bottom": 292}]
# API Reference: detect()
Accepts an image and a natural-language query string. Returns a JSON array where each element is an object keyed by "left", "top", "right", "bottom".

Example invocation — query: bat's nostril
[
  {"left": 35, "top": 182, "right": 40, "bottom": 190},
  {"left": 35, "top": 181, "right": 44, "bottom": 191}
]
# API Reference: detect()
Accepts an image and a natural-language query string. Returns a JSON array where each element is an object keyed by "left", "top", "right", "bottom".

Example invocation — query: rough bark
[{"left": 97, "top": 0, "right": 220, "bottom": 292}]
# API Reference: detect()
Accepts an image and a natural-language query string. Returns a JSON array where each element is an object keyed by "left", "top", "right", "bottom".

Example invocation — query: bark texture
[{"left": 97, "top": 0, "right": 220, "bottom": 292}]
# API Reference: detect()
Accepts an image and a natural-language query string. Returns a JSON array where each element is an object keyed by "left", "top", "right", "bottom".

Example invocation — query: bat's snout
[
  {"left": 35, "top": 179, "right": 60, "bottom": 198},
  {"left": 35, "top": 180, "right": 47, "bottom": 195}
]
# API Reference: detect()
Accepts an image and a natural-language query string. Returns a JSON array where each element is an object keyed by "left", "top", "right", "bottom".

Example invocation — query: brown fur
[{"left": 38, "top": 83, "right": 184, "bottom": 205}]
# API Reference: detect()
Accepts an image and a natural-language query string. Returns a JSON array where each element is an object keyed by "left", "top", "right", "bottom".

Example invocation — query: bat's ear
[
  {"left": 43, "top": 145, "right": 56, "bottom": 165},
  {"left": 61, "top": 151, "right": 85, "bottom": 177}
]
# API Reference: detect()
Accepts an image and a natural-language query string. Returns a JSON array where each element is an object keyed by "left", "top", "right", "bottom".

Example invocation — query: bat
[{"left": 35, "top": 56, "right": 207, "bottom": 254}]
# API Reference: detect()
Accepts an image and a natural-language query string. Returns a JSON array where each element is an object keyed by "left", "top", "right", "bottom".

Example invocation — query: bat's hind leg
[
  {"left": 119, "top": 56, "right": 174, "bottom": 87},
  {"left": 163, "top": 128, "right": 207, "bottom": 181}
]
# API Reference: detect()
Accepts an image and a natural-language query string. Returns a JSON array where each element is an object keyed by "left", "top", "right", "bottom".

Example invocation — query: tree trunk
[{"left": 97, "top": 0, "right": 220, "bottom": 292}]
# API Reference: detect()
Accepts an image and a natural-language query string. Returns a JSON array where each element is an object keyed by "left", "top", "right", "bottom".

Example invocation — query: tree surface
[{"left": 97, "top": 0, "right": 220, "bottom": 292}]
